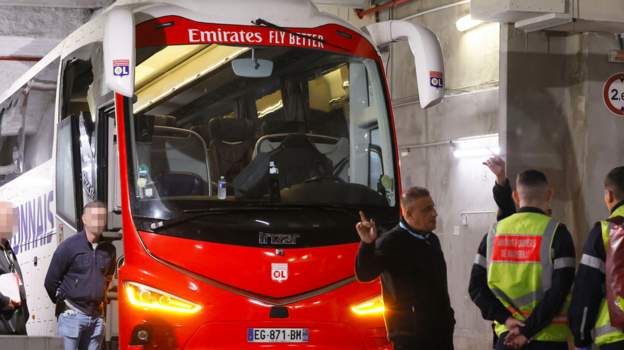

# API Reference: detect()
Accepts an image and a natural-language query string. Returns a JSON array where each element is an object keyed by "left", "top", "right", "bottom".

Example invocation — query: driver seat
[
  {"left": 271, "top": 134, "right": 334, "bottom": 189},
  {"left": 232, "top": 134, "right": 333, "bottom": 197}
]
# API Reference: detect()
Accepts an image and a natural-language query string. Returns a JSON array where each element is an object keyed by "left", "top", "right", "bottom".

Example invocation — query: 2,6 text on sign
[{"left": 603, "top": 72, "right": 624, "bottom": 116}]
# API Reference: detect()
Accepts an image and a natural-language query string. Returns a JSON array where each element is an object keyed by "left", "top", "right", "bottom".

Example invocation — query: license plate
[{"left": 247, "top": 328, "right": 309, "bottom": 343}]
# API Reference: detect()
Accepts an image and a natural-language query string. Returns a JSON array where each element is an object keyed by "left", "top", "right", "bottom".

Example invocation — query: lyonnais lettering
[
  {"left": 10, "top": 191, "right": 55, "bottom": 255},
  {"left": 492, "top": 235, "right": 541, "bottom": 263},
  {"left": 188, "top": 28, "right": 325, "bottom": 48}
]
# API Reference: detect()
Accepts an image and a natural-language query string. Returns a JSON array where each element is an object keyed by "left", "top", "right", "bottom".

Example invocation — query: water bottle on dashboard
[
  {"left": 269, "top": 161, "right": 280, "bottom": 202},
  {"left": 218, "top": 176, "right": 227, "bottom": 200}
]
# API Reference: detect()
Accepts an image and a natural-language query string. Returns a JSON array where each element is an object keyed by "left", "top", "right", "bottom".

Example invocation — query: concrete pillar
[{"left": 502, "top": 27, "right": 624, "bottom": 252}]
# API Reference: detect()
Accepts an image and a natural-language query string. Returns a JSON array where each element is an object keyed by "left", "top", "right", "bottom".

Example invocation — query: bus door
[
  {"left": 56, "top": 53, "right": 122, "bottom": 344},
  {"left": 56, "top": 55, "right": 117, "bottom": 230}
]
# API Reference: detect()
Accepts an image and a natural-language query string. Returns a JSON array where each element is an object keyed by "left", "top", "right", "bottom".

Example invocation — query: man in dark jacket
[
  {"left": 568, "top": 166, "right": 624, "bottom": 350},
  {"left": 469, "top": 170, "right": 575, "bottom": 350},
  {"left": 355, "top": 186, "right": 455, "bottom": 350},
  {"left": 45, "top": 201, "right": 115, "bottom": 350},
  {"left": 481, "top": 156, "right": 517, "bottom": 348},
  {"left": 0, "top": 201, "right": 28, "bottom": 335}
]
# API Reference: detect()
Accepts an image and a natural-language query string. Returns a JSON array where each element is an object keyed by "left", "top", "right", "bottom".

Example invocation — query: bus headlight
[
  {"left": 351, "top": 296, "right": 384, "bottom": 316},
  {"left": 125, "top": 281, "right": 202, "bottom": 314}
]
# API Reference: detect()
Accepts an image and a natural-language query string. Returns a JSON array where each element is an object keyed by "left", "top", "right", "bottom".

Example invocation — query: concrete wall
[
  {"left": 503, "top": 26, "right": 624, "bottom": 252},
  {"left": 382, "top": 1, "right": 501, "bottom": 349},
  {"left": 380, "top": 2, "right": 624, "bottom": 348},
  {"left": 0, "top": 5, "right": 98, "bottom": 94}
]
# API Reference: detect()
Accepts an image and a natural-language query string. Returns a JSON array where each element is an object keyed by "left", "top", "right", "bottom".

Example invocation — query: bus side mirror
[
  {"left": 103, "top": 7, "right": 136, "bottom": 97},
  {"left": 366, "top": 20, "right": 444, "bottom": 109}
]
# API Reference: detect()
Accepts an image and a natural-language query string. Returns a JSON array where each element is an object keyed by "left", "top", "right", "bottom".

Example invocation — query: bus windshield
[{"left": 129, "top": 44, "right": 397, "bottom": 221}]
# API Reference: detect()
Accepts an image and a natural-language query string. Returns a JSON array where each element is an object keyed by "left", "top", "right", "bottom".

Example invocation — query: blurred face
[
  {"left": 604, "top": 188, "right": 620, "bottom": 211},
  {"left": 0, "top": 203, "right": 15, "bottom": 240},
  {"left": 82, "top": 207, "right": 107, "bottom": 236},
  {"left": 402, "top": 195, "right": 438, "bottom": 232}
]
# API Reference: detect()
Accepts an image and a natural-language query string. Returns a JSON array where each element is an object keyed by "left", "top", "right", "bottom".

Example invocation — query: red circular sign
[{"left": 603, "top": 72, "right": 624, "bottom": 116}]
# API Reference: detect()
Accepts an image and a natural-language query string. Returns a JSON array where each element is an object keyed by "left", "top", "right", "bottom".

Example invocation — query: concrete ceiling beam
[{"left": 0, "top": 6, "right": 91, "bottom": 38}]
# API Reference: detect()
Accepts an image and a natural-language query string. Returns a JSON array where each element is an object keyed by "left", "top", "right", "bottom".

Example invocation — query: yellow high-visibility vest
[{"left": 487, "top": 212, "right": 573, "bottom": 342}]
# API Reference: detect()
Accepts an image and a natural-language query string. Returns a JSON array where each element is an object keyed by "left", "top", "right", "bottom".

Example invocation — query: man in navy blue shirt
[{"left": 45, "top": 201, "right": 115, "bottom": 350}]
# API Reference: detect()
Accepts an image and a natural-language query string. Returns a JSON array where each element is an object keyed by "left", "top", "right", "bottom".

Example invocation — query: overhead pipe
[{"left": 355, "top": 0, "right": 412, "bottom": 19}]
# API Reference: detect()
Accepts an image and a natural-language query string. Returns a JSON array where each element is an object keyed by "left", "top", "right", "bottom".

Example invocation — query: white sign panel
[{"left": 603, "top": 72, "right": 624, "bottom": 117}]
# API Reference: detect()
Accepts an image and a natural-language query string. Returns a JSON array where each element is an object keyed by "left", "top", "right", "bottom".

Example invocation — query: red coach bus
[{"left": 0, "top": 0, "right": 444, "bottom": 348}]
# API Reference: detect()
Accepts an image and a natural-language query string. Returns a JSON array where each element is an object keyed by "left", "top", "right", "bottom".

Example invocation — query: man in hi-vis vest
[
  {"left": 470, "top": 170, "right": 576, "bottom": 350},
  {"left": 569, "top": 166, "right": 624, "bottom": 350}
]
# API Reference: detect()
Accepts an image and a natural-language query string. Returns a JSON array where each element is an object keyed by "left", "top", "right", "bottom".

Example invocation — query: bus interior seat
[
  {"left": 191, "top": 124, "right": 212, "bottom": 147},
  {"left": 207, "top": 116, "right": 255, "bottom": 182},
  {"left": 307, "top": 109, "right": 348, "bottom": 138},
  {"left": 233, "top": 133, "right": 334, "bottom": 198},
  {"left": 151, "top": 129, "right": 211, "bottom": 196},
  {"left": 135, "top": 114, "right": 211, "bottom": 197},
  {"left": 253, "top": 120, "right": 306, "bottom": 156},
  {"left": 253, "top": 118, "right": 348, "bottom": 179},
  {"left": 153, "top": 114, "right": 177, "bottom": 127}
]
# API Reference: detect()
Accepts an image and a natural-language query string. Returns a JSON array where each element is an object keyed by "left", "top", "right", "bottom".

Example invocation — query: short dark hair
[
  {"left": 401, "top": 186, "right": 430, "bottom": 208},
  {"left": 516, "top": 170, "right": 549, "bottom": 202},
  {"left": 517, "top": 169, "right": 548, "bottom": 187},
  {"left": 605, "top": 166, "right": 624, "bottom": 201},
  {"left": 83, "top": 201, "right": 107, "bottom": 211}
]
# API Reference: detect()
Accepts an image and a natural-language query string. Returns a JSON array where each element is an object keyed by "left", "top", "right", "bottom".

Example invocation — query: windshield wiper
[
  {"left": 252, "top": 18, "right": 349, "bottom": 52},
  {"left": 149, "top": 203, "right": 384, "bottom": 232},
  {"left": 268, "top": 203, "right": 364, "bottom": 219},
  {"left": 150, "top": 206, "right": 303, "bottom": 232}
]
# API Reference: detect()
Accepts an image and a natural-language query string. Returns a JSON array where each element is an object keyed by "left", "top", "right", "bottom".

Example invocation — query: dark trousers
[
  {"left": 392, "top": 336, "right": 454, "bottom": 350},
  {"left": 495, "top": 333, "right": 566, "bottom": 350},
  {"left": 601, "top": 341, "right": 624, "bottom": 350}
]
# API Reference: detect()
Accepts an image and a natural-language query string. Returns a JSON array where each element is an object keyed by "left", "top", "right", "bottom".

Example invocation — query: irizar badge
[{"left": 271, "top": 263, "right": 288, "bottom": 283}]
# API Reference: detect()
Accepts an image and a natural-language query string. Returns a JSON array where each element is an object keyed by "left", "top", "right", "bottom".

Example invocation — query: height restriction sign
[{"left": 604, "top": 72, "right": 624, "bottom": 116}]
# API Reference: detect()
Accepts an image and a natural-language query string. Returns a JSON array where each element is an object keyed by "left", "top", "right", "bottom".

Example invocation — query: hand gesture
[
  {"left": 356, "top": 211, "right": 377, "bottom": 244},
  {"left": 483, "top": 156, "right": 507, "bottom": 185}
]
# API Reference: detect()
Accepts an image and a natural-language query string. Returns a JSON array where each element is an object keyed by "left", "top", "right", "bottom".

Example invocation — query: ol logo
[
  {"left": 429, "top": 70, "right": 444, "bottom": 88},
  {"left": 113, "top": 59, "right": 130, "bottom": 77},
  {"left": 271, "top": 263, "right": 288, "bottom": 283}
]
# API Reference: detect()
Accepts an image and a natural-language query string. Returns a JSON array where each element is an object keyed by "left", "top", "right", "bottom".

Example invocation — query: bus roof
[{"left": 0, "top": 0, "right": 372, "bottom": 108}]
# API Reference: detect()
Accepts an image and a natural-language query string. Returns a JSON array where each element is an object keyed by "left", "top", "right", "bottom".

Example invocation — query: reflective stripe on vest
[
  {"left": 594, "top": 205, "right": 624, "bottom": 346},
  {"left": 486, "top": 212, "right": 571, "bottom": 342}
]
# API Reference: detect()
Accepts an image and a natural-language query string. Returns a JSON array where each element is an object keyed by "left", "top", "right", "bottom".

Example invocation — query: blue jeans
[{"left": 57, "top": 309, "right": 105, "bottom": 350}]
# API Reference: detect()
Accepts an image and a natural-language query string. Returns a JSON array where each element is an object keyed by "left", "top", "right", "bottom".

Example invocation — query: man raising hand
[
  {"left": 355, "top": 186, "right": 455, "bottom": 350},
  {"left": 356, "top": 211, "right": 377, "bottom": 244}
]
